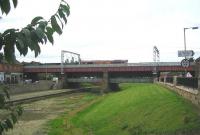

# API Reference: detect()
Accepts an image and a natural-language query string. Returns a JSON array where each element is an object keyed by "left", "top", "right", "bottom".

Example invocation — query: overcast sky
[{"left": 1, "top": 0, "right": 200, "bottom": 63}]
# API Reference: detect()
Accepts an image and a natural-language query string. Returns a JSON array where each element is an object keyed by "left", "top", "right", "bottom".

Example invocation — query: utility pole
[
  {"left": 153, "top": 46, "right": 160, "bottom": 80},
  {"left": 60, "top": 50, "right": 81, "bottom": 74}
]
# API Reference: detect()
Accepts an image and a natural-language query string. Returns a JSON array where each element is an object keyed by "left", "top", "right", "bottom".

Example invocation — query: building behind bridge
[{"left": 0, "top": 58, "right": 23, "bottom": 84}]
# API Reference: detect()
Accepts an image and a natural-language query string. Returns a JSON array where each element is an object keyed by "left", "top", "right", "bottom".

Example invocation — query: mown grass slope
[{"left": 70, "top": 83, "right": 200, "bottom": 135}]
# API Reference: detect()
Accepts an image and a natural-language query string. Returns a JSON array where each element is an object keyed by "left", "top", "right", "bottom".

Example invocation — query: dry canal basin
[{"left": 5, "top": 92, "right": 97, "bottom": 135}]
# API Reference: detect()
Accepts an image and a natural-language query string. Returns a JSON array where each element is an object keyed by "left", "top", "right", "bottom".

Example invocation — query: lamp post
[{"left": 183, "top": 26, "right": 198, "bottom": 59}]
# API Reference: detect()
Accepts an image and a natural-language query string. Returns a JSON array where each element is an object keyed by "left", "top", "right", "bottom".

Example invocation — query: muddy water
[{"left": 5, "top": 93, "right": 90, "bottom": 135}]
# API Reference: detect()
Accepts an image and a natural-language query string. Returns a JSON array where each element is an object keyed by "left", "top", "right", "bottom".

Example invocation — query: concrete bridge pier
[
  {"left": 61, "top": 73, "right": 67, "bottom": 88},
  {"left": 101, "top": 71, "right": 110, "bottom": 93},
  {"left": 101, "top": 72, "right": 120, "bottom": 93}
]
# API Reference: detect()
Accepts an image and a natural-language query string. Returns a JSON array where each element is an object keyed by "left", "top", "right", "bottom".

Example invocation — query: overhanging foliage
[
  {"left": 0, "top": 0, "right": 70, "bottom": 134},
  {"left": 0, "top": 0, "right": 70, "bottom": 63}
]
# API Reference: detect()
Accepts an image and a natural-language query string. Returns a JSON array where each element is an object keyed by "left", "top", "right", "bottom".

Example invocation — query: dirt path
[{"left": 5, "top": 92, "right": 96, "bottom": 135}]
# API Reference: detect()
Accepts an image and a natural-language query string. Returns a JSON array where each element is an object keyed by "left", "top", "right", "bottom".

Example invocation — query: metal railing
[
  {"left": 177, "top": 77, "right": 198, "bottom": 89},
  {"left": 166, "top": 77, "right": 173, "bottom": 83}
]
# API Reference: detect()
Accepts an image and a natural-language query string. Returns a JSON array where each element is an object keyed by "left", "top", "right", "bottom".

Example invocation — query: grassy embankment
[{"left": 48, "top": 83, "right": 200, "bottom": 135}]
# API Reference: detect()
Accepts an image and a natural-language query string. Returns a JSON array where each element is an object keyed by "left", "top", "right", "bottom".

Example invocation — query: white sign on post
[
  {"left": 181, "top": 59, "right": 190, "bottom": 68},
  {"left": 178, "top": 50, "right": 194, "bottom": 57}
]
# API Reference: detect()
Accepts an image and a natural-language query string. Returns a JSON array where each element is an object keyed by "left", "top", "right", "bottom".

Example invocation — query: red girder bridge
[{"left": 23, "top": 62, "right": 195, "bottom": 91}]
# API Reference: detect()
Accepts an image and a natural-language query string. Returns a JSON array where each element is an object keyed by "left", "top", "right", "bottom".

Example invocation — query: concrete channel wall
[
  {"left": 7, "top": 80, "right": 63, "bottom": 95},
  {"left": 158, "top": 77, "right": 200, "bottom": 107}
]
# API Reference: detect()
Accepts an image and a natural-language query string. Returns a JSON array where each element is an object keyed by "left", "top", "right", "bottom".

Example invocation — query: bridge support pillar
[
  {"left": 159, "top": 77, "right": 161, "bottom": 82},
  {"left": 164, "top": 76, "right": 166, "bottom": 84},
  {"left": 198, "top": 78, "right": 200, "bottom": 90},
  {"left": 173, "top": 76, "right": 177, "bottom": 86},
  {"left": 102, "top": 71, "right": 109, "bottom": 93},
  {"left": 61, "top": 74, "right": 67, "bottom": 88}
]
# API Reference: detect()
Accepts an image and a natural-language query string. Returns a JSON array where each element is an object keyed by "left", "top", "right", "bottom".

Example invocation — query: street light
[{"left": 183, "top": 26, "right": 198, "bottom": 59}]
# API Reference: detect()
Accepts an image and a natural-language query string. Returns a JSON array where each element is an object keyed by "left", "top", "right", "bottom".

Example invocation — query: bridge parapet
[
  {"left": 24, "top": 62, "right": 186, "bottom": 68},
  {"left": 23, "top": 62, "right": 194, "bottom": 73}
]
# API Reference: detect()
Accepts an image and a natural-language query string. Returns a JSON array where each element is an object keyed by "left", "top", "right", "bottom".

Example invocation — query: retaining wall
[
  {"left": 158, "top": 76, "right": 200, "bottom": 107},
  {"left": 6, "top": 80, "right": 64, "bottom": 95}
]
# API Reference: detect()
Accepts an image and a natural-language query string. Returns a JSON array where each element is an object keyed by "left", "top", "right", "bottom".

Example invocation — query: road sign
[
  {"left": 178, "top": 50, "right": 194, "bottom": 57},
  {"left": 181, "top": 59, "right": 190, "bottom": 68}
]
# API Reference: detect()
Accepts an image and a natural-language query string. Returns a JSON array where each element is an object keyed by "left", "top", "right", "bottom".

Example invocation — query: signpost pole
[
  {"left": 184, "top": 28, "right": 187, "bottom": 59},
  {"left": 182, "top": 27, "right": 198, "bottom": 76}
]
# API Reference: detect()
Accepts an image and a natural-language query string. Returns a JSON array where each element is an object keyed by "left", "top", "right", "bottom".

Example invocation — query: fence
[
  {"left": 166, "top": 77, "right": 173, "bottom": 83},
  {"left": 177, "top": 77, "right": 198, "bottom": 89},
  {"left": 159, "top": 76, "right": 200, "bottom": 107},
  {"left": 159, "top": 76, "right": 198, "bottom": 89}
]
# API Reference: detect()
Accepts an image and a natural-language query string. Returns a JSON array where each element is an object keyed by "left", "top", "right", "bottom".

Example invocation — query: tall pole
[
  {"left": 183, "top": 28, "right": 188, "bottom": 75},
  {"left": 183, "top": 28, "right": 187, "bottom": 59},
  {"left": 183, "top": 26, "right": 198, "bottom": 76},
  {"left": 184, "top": 27, "right": 198, "bottom": 59}
]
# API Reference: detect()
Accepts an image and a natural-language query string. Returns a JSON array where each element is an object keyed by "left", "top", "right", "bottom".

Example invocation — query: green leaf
[
  {"left": 4, "top": 45, "right": 15, "bottom": 63},
  {"left": 12, "top": 0, "right": 18, "bottom": 8},
  {"left": 31, "top": 16, "right": 43, "bottom": 26},
  {"left": 1, "top": 121, "right": 8, "bottom": 131},
  {"left": 2, "top": 86, "right": 10, "bottom": 99},
  {"left": 26, "top": 24, "right": 33, "bottom": 30},
  {"left": 2, "top": 29, "right": 16, "bottom": 37},
  {"left": 58, "top": 9, "right": 67, "bottom": 24},
  {"left": 45, "top": 27, "right": 54, "bottom": 44},
  {"left": 46, "top": 27, "right": 54, "bottom": 35},
  {"left": 35, "top": 27, "right": 45, "bottom": 40},
  {"left": 11, "top": 113, "right": 18, "bottom": 124},
  {"left": 60, "top": 4, "right": 70, "bottom": 16},
  {"left": 0, "top": 0, "right": 11, "bottom": 14},
  {"left": 45, "top": 32, "right": 54, "bottom": 44},
  {"left": 4, "top": 32, "right": 16, "bottom": 63},
  {"left": 33, "top": 43, "right": 41, "bottom": 57},
  {"left": 16, "top": 42, "right": 27, "bottom": 56},
  {"left": 16, "top": 106, "right": 23, "bottom": 116},
  {"left": 0, "top": 33, "right": 3, "bottom": 50},
  {"left": 21, "top": 28, "right": 32, "bottom": 47},
  {"left": 22, "top": 28, "right": 31, "bottom": 38},
  {"left": 51, "top": 16, "right": 62, "bottom": 35},
  {"left": 29, "top": 33, "right": 37, "bottom": 50},
  {"left": 38, "top": 21, "right": 48, "bottom": 31},
  {"left": 16, "top": 37, "right": 25, "bottom": 55},
  {"left": 61, "top": 0, "right": 68, "bottom": 5},
  {"left": 5, "top": 119, "right": 13, "bottom": 129},
  {"left": 0, "top": 122, "right": 4, "bottom": 134},
  {"left": 16, "top": 33, "right": 28, "bottom": 56},
  {"left": 29, "top": 31, "right": 41, "bottom": 56},
  {"left": 43, "top": 34, "right": 47, "bottom": 44},
  {"left": 56, "top": 14, "right": 64, "bottom": 28},
  {"left": 16, "top": 37, "right": 24, "bottom": 50},
  {"left": 0, "top": 93, "right": 5, "bottom": 108}
]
